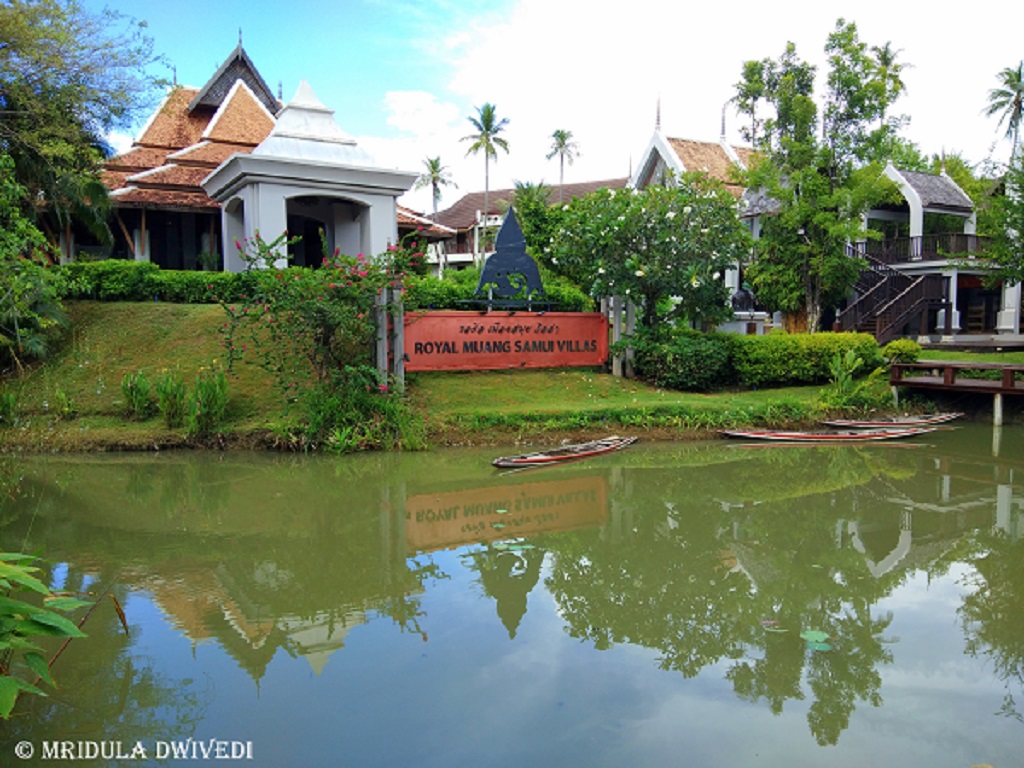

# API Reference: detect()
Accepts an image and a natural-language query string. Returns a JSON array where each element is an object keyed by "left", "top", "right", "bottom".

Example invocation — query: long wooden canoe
[
  {"left": 492, "top": 436, "right": 637, "bottom": 468},
  {"left": 821, "top": 412, "right": 962, "bottom": 428},
  {"left": 719, "top": 427, "right": 935, "bottom": 442}
]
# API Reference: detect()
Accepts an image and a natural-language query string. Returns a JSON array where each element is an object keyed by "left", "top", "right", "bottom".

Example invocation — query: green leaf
[
  {"left": 23, "top": 652, "right": 54, "bottom": 687},
  {"left": 43, "top": 596, "right": 93, "bottom": 612},
  {"left": 0, "top": 596, "right": 47, "bottom": 617},
  {"left": 0, "top": 675, "right": 47, "bottom": 719},
  {"left": 0, "top": 564, "right": 49, "bottom": 595},
  {"left": 23, "top": 612, "right": 86, "bottom": 638}
]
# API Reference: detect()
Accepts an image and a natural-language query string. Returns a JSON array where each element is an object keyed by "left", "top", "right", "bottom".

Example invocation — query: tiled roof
[
  {"left": 397, "top": 205, "right": 456, "bottom": 240},
  {"left": 435, "top": 177, "right": 630, "bottom": 230},
  {"left": 202, "top": 81, "right": 275, "bottom": 145},
  {"left": 168, "top": 141, "right": 253, "bottom": 166},
  {"left": 135, "top": 87, "right": 209, "bottom": 150},
  {"left": 104, "top": 55, "right": 276, "bottom": 211},
  {"left": 666, "top": 137, "right": 750, "bottom": 195},
  {"left": 899, "top": 169, "right": 974, "bottom": 212}
]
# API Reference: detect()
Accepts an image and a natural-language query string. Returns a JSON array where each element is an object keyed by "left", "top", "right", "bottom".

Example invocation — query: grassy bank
[{"left": 0, "top": 301, "right": 1006, "bottom": 453}]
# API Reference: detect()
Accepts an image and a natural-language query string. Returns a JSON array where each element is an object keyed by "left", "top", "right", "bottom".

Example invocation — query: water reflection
[{"left": 1, "top": 426, "right": 1022, "bottom": 765}]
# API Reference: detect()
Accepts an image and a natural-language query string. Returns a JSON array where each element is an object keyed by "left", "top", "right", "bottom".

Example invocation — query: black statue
[{"left": 474, "top": 208, "right": 545, "bottom": 300}]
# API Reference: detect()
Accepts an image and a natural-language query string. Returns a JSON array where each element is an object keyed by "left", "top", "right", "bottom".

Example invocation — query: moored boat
[
  {"left": 821, "top": 412, "right": 962, "bottom": 428},
  {"left": 492, "top": 435, "right": 637, "bottom": 468},
  {"left": 720, "top": 427, "right": 935, "bottom": 442}
]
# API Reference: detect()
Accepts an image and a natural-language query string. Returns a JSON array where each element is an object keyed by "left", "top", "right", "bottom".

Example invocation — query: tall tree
[
  {"left": 870, "top": 42, "right": 909, "bottom": 130},
  {"left": 984, "top": 61, "right": 1024, "bottom": 158},
  {"left": 546, "top": 129, "right": 579, "bottom": 203},
  {"left": 0, "top": 0, "right": 162, "bottom": 245},
  {"left": 738, "top": 21, "right": 896, "bottom": 332},
  {"left": 413, "top": 156, "right": 456, "bottom": 221},
  {"left": 461, "top": 103, "right": 509, "bottom": 258}
]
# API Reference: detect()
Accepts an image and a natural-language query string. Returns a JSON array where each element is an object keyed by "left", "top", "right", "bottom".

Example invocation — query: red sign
[
  {"left": 403, "top": 311, "right": 609, "bottom": 371},
  {"left": 404, "top": 475, "right": 609, "bottom": 552}
]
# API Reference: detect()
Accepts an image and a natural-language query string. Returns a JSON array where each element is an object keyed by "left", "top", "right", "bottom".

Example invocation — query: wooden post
[
  {"left": 994, "top": 392, "right": 1004, "bottom": 427},
  {"left": 624, "top": 300, "right": 636, "bottom": 379},
  {"left": 611, "top": 295, "right": 623, "bottom": 378},
  {"left": 391, "top": 288, "right": 405, "bottom": 393},
  {"left": 375, "top": 291, "right": 388, "bottom": 379}
]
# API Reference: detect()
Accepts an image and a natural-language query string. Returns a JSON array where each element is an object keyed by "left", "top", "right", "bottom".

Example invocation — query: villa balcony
[{"left": 855, "top": 234, "right": 992, "bottom": 265}]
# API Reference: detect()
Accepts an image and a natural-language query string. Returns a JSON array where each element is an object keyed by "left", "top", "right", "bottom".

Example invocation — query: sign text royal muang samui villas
[{"left": 403, "top": 311, "right": 608, "bottom": 371}]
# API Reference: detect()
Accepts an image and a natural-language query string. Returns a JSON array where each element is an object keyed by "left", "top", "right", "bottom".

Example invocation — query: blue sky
[{"left": 87, "top": 0, "right": 1021, "bottom": 213}]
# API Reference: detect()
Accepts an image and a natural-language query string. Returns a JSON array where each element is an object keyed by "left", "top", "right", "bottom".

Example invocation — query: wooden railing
[
  {"left": 854, "top": 233, "right": 990, "bottom": 265},
  {"left": 837, "top": 254, "right": 913, "bottom": 334},
  {"left": 869, "top": 274, "right": 949, "bottom": 344}
]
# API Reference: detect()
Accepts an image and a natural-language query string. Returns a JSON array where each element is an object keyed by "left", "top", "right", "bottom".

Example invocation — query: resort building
[
  {"left": 95, "top": 45, "right": 437, "bottom": 271},
  {"left": 630, "top": 128, "right": 1004, "bottom": 341}
]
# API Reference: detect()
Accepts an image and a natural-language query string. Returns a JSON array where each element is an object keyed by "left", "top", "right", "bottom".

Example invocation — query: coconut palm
[
  {"left": 461, "top": 103, "right": 510, "bottom": 257},
  {"left": 546, "top": 129, "right": 579, "bottom": 203},
  {"left": 870, "top": 42, "right": 910, "bottom": 129},
  {"left": 413, "top": 156, "right": 457, "bottom": 221},
  {"left": 984, "top": 61, "right": 1024, "bottom": 157}
]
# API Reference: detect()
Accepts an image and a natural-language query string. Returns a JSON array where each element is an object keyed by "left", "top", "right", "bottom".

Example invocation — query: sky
[{"left": 86, "top": 0, "right": 1021, "bottom": 215}]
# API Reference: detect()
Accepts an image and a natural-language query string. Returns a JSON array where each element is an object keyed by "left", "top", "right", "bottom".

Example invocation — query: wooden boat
[
  {"left": 492, "top": 436, "right": 637, "bottom": 468},
  {"left": 719, "top": 427, "right": 935, "bottom": 443},
  {"left": 821, "top": 412, "right": 962, "bottom": 428}
]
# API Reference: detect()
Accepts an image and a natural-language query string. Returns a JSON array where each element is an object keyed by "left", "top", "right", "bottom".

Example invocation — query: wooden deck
[
  {"left": 890, "top": 361, "right": 1024, "bottom": 425},
  {"left": 890, "top": 361, "right": 1024, "bottom": 395}
]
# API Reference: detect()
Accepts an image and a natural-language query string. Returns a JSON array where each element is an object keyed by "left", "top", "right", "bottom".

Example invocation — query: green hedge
[
  {"left": 632, "top": 330, "right": 737, "bottom": 392},
  {"left": 403, "top": 267, "right": 593, "bottom": 311},
  {"left": 728, "top": 331, "right": 883, "bottom": 387},
  {"left": 53, "top": 260, "right": 261, "bottom": 303}
]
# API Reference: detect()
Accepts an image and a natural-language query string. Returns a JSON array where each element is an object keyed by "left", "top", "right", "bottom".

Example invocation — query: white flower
[
  {"left": 713, "top": 271, "right": 721, "bottom": 279},
  {"left": 635, "top": 269, "right": 645, "bottom": 277},
  {"left": 683, "top": 205, "right": 692, "bottom": 215},
  {"left": 562, "top": 205, "right": 569, "bottom": 211},
  {"left": 691, "top": 276, "right": 701, "bottom": 287},
  {"left": 701, "top": 228, "right": 709, "bottom": 234},
  {"left": 598, "top": 267, "right": 606, "bottom": 274}
]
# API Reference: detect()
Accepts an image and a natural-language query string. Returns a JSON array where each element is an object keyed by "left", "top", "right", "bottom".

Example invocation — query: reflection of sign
[
  {"left": 405, "top": 475, "right": 609, "bottom": 552},
  {"left": 404, "top": 311, "right": 608, "bottom": 371}
]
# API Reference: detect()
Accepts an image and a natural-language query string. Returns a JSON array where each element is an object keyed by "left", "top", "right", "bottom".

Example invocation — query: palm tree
[
  {"left": 461, "top": 103, "right": 510, "bottom": 258},
  {"left": 413, "top": 156, "right": 457, "bottom": 221},
  {"left": 546, "top": 129, "right": 579, "bottom": 203},
  {"left": 985, "top": 61, "right": 1024, "bottom": 158},
  {"left": 870, "top": 42, "right": 910, "bottom": 130}
]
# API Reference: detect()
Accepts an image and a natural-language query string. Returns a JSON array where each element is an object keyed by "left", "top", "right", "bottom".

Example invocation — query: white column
[{"left": 997, "top": 281, "right": 1021, "bottom": 334}]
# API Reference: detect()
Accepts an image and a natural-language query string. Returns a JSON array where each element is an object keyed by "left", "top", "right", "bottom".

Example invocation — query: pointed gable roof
[
  {"left": 202, "top": 80, "right": 277, "bottom": 145},
  {"left": 188, "top": 43, "right": 279, "bottom": 116},
  {"left": 633, "top": 133, "right": 751, "bottom": 197}
]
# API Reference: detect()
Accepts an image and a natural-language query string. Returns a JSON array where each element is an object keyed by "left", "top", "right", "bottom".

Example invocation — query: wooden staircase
[{"left": 838, "top": 253, "right": 950, "bottom": 344}]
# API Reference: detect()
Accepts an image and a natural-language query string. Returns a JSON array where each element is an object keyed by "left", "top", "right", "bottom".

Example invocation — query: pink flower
[
  {"left": 378, "top": 383, "right": 389, "bottom": 393},
  {"left": 234, "top": 239, "right": 243, "bottom": 250}
]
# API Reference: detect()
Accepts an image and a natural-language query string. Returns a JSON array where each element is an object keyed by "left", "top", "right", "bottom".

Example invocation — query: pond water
[{"left": 1, "top": 425, "right": 1023, "bottom": 767}]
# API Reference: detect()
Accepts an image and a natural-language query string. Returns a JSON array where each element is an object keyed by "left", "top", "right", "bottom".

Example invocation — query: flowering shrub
[{"left": 220, "top": 231, "right": 421, "bottom": 450}]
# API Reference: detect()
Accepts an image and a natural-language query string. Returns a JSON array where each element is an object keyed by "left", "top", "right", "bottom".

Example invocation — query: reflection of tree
[
  {"left": 464, "top": 544, "right": 545, "bottom": 638},
  {"left": 956, "top": 531, "right": 1024, "bottom": 722},
  {"left": 544, "top": 466, "right": 901, "bottom": 744},
  {"left": 0, "top": 564, "right": 206, "bottom": 764}
]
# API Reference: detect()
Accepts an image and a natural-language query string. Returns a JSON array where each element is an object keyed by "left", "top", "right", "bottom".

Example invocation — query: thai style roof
[
  {"left": 632, "top": 134, "right": 753, "bottom": 199},
  {"left": 894, "top": 168, "right": 974, "bottom": 212},
  {"left": 103, "top": 45, "right": 279, "bottom": 211},
  {"left": 252, "top": 80, "right": 374, "bottom": 166},
  {"left": 187, "top": 43, "right": 279, "bottom": 116},
  {"left": 435, "top": 177, "right": 630, "bottom": 231}
]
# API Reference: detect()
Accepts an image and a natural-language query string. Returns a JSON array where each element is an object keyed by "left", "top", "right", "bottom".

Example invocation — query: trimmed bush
[
  {"left": 632, "top": 330, "right": 736, "bottom": 392},
  {"left": 881, "top": 338, "right": 922, "bottom": 365},
  {"left": 729, "top": 332, "right": 882, "bottom": 387}
]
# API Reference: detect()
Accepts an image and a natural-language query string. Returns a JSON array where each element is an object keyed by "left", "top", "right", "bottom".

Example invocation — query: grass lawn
[{"left": 2, "top": 301, "right": 1019, "bottom": 452}]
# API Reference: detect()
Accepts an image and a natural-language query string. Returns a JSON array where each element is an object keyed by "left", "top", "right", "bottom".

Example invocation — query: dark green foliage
[
  {"left": 120, "top": 369, "right": 154, "bottom": 420},
  {"left": 403, "top": 267, "right": 592, "bottom": 311},
  {"left": 53, "top": 260, "right": 256, "bottom": 303},
  {"left": 729, "top": 332, "right": 882, "bottom": 387},
  {"left": 631, "top": 330, "right": 737, "bottom": 392}
]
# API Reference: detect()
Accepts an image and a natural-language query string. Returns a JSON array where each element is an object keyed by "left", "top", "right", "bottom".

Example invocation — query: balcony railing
[{"left": 854, "top": 234, "right": 991, "bottom": 265}]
